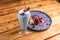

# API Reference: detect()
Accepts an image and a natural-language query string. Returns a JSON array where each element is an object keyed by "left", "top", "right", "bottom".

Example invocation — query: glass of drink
[{"left": 18, "top": 7, "right": 31, "bottom": 34}]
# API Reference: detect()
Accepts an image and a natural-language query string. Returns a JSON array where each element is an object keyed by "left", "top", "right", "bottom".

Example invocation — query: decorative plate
[{"left": 28, "top": 10, "right": 52, "bottom": 31}]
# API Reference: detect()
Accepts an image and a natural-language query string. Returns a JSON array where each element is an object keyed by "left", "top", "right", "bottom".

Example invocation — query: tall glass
[{"left": 18, "top": 8, "right": 31, "bottom": 34}]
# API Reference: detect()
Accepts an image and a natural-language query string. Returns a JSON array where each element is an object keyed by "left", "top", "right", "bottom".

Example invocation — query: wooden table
[{"left": 0, "top": 0, "right": 60, "bottom": 40}]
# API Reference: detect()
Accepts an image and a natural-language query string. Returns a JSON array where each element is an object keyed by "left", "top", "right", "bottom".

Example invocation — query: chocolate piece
[
  {"left": 23, "top": 7, "right": 30, "bottom": 12},
  {"left": 20, "top": 13, "right": 24, "bottom": 15},
  {"left": 27, "top": 7, "right": 30, "bottom": 11}
]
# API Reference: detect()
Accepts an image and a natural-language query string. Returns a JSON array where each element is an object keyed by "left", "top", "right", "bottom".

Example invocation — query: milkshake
[{"left": 18, "top": 7, "right": 31, "bottom": 34}]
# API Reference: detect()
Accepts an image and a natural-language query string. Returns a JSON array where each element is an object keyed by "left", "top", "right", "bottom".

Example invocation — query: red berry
[
  {"left": 39, "top": 22, "right": 44, "bottom": 26},
  {"left": 23, "top": 9, "right": 27, "bottom": 12}
]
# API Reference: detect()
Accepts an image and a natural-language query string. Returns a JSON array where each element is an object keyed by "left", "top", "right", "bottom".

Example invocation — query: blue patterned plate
[{"left": 27, "top": 10, "right": 52, "bottom": 31}]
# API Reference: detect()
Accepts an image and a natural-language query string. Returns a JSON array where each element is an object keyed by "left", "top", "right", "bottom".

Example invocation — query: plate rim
[{"left": 28, "top": 10, "right": 52, "bottom": 31}]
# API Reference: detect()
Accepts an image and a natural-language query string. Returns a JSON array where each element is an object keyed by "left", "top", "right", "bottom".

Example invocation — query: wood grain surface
[{"left": 0, "top": 0, "right": 60, "bottom": 40}]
